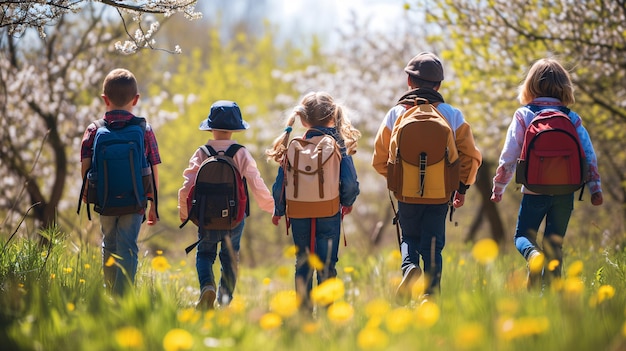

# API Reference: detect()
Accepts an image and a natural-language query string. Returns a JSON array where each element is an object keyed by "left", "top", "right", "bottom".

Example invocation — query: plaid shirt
[{"left": 80, "top": 110, "right": 161, "bottom": 165}]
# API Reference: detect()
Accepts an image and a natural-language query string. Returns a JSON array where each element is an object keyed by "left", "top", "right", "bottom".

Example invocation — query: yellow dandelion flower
[
  {"left": 384, "top": 307, "right": 413, "bottom": 333},
  {"left": 415, "top": 300, "right": 440, "bottom": 327},
  {"left": 327, "top": 301, "right": 354, "bottom": 325},
  {"left": 528, "top": 253, "right": 545, "bottom": 274},
  {"left": 259, "top": 312, "right": 282, "bottom": 330},
  {"left": 228, "top": 298, "right": 246, "bottom": 314},
  {"left": 597, "top": 285, "right": 616, "bottom": 303},
  {"left": 283, "top": 245, "right": 298, "bottom": 258},
  {"left": 458, "top": 258, "right": 466, "bottom": 267},
  {"left": 151, "top": 256, "right": 171, "bottom": 272},
  {"left": 63, "top": 267, "right": 73, "bottom": 274},
  {"left": 66, "top": 302, "right": 75, "bottom": 312},
  {"left": 179, "top": 260, "right": 187, "bottom": 267},
  {"left": 310, "top": 278, "right": 345, "bottom": 306},
  {"left": 308, "top": 254, "right": 324, "bottom": 270},
  {"left": 177, "top": 308, "right": 200, "bottom": 324},
  {"left": 263, "top": 277, "right": 272, "bottom": 286},
  {"left": 566, "top": 260, "right": 584, "bottom": 278},
  {"left": 357, "top": 327, "right": 389, "bottom": 350},
  {"left": 50, "top": 273, "right": 56, "bottom": 279},
  {"left": 84, "top": 263, "right": 91, "bottom": 269},
  {"left": 454, "top": 322, "right": 485, "bottom": 350},
  {"left": 547, "top": 259, "right": 560, "bottom": 272},
  {"left": 216, "top": 313, "right": 231, "bottom": 327},
  {"left": 301, "top": 321, "right": 320, "bottom": 334},
  {"left": 270, "top": 290, "right": 300, "bottom": 318},
  {"left": 115, "top": 326, "right": 144, "bottom": 349},
  {"left": 156, "top": 250, "right": 163, "bottom": 255},
  {"left": 387, "top": 250, "right": 402, "bottom": 267},
  {"left": 365, "top": 298, "right": 391, "bottom": 318},
  {"left": 563, "top": 277, "right": 584, "bottom": 295},
  {"left": 471, "top": 238, "right": 499, "bottom": 265},
  {"left": 277, "top": 266, "right": 290, "bottom": 279},
  {"left": 517, "top": 316, "right": 550, "bottom": 337},
  {"left": 79, "top": 279, "right": 85, "bottom": 284},
  {"left": 343, "top": 266, "right": 355, "bottom": 274},
  {"left": 163, "top": 328, "right": 193, "bottom": 351},
  {"left": 105, "top": 256, "right": 116, "bottom": 267}
]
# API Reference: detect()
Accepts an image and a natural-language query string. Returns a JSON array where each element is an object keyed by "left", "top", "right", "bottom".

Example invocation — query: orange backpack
[
  {"left": 387, "top": 98, "right": 460, "bottom": 203},
  {"left": 283, "top": 131, "right": 342, "bottom": 218}
]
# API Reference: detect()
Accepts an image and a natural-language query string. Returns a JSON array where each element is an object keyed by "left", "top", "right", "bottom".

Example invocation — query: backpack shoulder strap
[
  {"left": 225, "top": 144, "right": 245, "bottom": 158},
  {"left": 199, "top": 145, "right": 218, "bottom": 157},
  {"left": 128, "top": 116, "right": 147, "bottom": 130},
  {"left": 526, "top": 104, "right": 571, "bottom": 116},
  {"left": 93, "top": 119, "right": 106, "bottom": 129}
]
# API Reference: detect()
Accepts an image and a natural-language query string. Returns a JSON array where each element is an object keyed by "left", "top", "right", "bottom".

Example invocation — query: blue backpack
[{"left": 77, "top": 117, "right": 157, "bottom": 219}]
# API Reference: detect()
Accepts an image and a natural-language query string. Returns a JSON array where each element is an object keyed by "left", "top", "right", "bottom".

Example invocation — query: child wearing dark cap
[
  {"left": 178, "top": 100, "right": 274, "bottom": 309},
  {"left": 372, "top": 52, "right": 482, "bottom": 305}
]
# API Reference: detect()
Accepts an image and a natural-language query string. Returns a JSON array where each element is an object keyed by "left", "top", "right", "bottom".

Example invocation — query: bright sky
[{"left": 269, "top": 0, "right": 407, "bottom": 43}]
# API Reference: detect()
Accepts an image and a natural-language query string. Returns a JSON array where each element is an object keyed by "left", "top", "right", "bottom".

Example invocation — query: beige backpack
[
  {"left": 284, "top": 132, "right": 342, "bottom": 218},
  {"left": 387, "top": 98, "right": 460, "bottom": 203}
]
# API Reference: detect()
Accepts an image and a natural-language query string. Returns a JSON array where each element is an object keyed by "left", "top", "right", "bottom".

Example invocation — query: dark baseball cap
[{"left": 404, "top": 52, "right": 444, "bottom": 82}]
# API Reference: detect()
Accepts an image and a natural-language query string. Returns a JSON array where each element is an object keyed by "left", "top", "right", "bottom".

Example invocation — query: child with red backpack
[
  {"left": 178, "top": 100, "right": 274, "bottom": 309},
  {"left": 491, "top": 58, "right": 603, "bottom": 290},
  {"left": 266, "top": 91, "right": 361, "bottom": 312}
]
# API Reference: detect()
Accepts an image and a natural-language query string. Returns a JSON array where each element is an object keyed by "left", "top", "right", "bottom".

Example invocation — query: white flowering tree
[
  {"left": 0, "top": 5, "right": 175, "bottom": 237},
  {"left": 0, "top": 0, "right": 201, "bottom": 53}
]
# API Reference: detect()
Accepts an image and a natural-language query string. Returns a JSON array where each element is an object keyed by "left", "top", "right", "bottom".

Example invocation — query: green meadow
[{"left": 1, "top": 226, "right": 625, "bottom": 351}]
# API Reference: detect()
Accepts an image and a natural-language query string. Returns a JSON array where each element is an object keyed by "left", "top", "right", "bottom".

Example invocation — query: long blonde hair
[
  {"left": 517, "top": 58, "right": 575, "bottom": 106},
  {"left": 266, "top": 91, "right": 361, "bottom": 162}
]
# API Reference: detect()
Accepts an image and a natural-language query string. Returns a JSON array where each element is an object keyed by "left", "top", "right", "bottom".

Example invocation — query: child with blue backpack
[
  {"left": 80, "top": 68, "right": 161, "bottom": 296},
  {"left": 178, "top": 100, "right": 274, "bottom": 309},
  {"left": 491, "top": 58, "right": 603, "bottom": 290},
  {"left": 266, "top": 91, "right": 361, "bottom": 312}
]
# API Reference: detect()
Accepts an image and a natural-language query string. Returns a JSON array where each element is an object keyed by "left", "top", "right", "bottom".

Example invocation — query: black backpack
[{"left": 180, "top": 144, "right": 249, "bottom": 253}]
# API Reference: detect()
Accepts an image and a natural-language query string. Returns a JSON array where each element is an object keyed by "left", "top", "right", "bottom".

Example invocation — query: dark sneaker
[
  {"left": 197, "top": 285, "right": 216, "bottom": 310},
  {"left": 395, "top": 265, "right": 422, "bottom": 306}
]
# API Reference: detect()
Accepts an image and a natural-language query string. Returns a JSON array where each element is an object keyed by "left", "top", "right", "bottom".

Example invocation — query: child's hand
[
  {"left": 341, "top": 206, "right": 353, "bottom": 218},
  {"left": 490, "top": 193, "right": 502, "bottom": 203},
  {"left": 147, "top": 205, "right": 158, "bottom": 226},
  {"left": 490, "top": 186, "right": 504, "bottom": 203},
  {"left": 272, "top": 215, "right": 282, "bottom": 226},
  {"left": 591, "top": 192, "right": 603, "bottom": 206},
  {"left": 453, "top": 192, "right": 465, "bottom": 208}
]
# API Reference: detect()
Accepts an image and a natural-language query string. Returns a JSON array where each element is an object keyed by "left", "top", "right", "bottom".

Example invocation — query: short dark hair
[
  {"left": 409, "top": 75, "right": 440, "bottom": 89},
  {"left": 102, "top": 68, "right": 138, "bottom": 106}
]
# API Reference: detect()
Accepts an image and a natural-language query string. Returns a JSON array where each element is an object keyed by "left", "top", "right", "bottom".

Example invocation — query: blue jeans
[
  {"left": 514, "top": 193, "right": 573, "bottom": 278},
  {"left": 100, "top": 213, "right": 143, "bottom": 296},
  {"left": 397, "top": 202, "right": 448, "bottom": 295},
  {"left": 290, "top": 212, "right": 341, "bottom": 305},
  {"left": 196, "top": 220, "right": 244, "bottom": 305}
]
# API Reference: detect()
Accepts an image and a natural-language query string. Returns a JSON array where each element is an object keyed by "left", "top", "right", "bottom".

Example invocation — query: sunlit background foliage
[{"left": 1, "top": 0, "right": 626, "bottom": 349}]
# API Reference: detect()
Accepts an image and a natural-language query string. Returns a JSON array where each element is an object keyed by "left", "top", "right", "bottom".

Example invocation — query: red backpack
[{"left": 515, "top": 106, "right": 588, "bottom": 196}]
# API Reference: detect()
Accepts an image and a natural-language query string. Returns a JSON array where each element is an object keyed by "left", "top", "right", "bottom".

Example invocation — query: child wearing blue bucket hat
[{"left": 178, "top": 100, "right": 274, "bottom": 309}]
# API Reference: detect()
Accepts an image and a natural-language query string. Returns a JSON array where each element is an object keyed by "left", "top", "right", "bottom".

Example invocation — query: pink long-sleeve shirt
[{"left": 178, "top": 139, "right": 274, "bottom": 222}]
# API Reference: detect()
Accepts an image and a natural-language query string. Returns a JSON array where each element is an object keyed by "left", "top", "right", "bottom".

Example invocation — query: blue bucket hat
[{"left": 199, "top": 100, "right": 250, "bottom": 131}]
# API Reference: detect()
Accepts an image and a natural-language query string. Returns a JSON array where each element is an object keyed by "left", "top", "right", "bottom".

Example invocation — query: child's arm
[{"left": 147, "top": 165, "right": 159, "bottom": 225}]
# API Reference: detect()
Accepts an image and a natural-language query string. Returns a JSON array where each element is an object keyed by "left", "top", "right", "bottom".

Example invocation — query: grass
[{"left": 1, "top": 226, "right": 625, "bottom": 351}]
